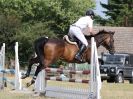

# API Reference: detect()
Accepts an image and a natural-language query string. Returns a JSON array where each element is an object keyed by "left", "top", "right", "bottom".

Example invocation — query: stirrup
[{"left": 75, "top": 55, "right": 83, "bottom": 62}]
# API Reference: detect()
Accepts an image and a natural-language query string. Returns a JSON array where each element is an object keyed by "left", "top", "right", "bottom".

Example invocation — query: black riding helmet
[{"left": 86, "top": 9, "right": 95, "bottom": 18}]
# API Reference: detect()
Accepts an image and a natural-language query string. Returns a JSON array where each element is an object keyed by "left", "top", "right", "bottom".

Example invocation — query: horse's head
[{"left": 95, "top": 30, "right": 115, "bottom": 54}]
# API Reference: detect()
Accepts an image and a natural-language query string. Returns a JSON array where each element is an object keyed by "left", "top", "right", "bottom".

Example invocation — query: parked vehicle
[{"left": 100, "top": 52, "right": 133, "bottom": 83}]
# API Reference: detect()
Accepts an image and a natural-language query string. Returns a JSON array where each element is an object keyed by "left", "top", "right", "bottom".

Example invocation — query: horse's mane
[
  {"left": 95, "top": 29, "right": 111, "bottom": 36},
  {"left": 85, "top": 29, "right": 112, "bottom": 40}
]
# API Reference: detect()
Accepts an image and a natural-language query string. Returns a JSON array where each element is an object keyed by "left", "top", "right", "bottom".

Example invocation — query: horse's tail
[{"left": 34, "top": 36, "right": 48, "bottom": 66}]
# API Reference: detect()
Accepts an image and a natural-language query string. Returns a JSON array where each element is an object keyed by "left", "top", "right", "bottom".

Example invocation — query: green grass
[
  {"left": 0, "top": 75, "right": 133, "bottom": 99},
  {"left": 101, "top": 81, "right": 133, "bottom": 99},
  {"left": 0, "top": 90, "right": 52, "bottom": 99}
]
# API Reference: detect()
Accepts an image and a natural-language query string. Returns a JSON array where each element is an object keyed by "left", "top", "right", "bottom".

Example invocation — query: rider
[{"left": 68, "top": 9, "right": 95, "bottom": 62}]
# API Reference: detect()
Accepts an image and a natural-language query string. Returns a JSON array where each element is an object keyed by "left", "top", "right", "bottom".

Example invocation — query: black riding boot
[{"left": 75, "top": 44, "right": 86, "bottom": 62}]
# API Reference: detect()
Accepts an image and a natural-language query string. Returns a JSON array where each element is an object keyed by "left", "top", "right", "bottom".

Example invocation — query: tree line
[
  {"left": 0, "top": 0, "right": 132, "bottom": 67},
  {"left": 99, "top": 0, "right": 133, "bottom": 26}
]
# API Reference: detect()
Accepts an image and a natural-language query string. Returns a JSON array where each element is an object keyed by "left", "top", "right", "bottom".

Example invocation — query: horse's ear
[
  {"left": 102, "top": 29, "right": 105, "bottom": 32},
  {"left": 112, "top": 31, "right": 115, "bottom": 35},
  {"left": 110, "top": 31, "right": 115, "bottom": 35}
]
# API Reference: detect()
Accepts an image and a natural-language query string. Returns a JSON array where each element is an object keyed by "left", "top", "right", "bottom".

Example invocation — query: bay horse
[{"left": 22, "top": 30, "right": 115, "bottom": 87}]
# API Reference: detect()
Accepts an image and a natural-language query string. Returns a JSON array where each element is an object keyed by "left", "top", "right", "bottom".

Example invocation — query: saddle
[
  {"left": 63, "top": 35, "right": 91, "bottom": 48},
  {"left": 63, "top": 35, "right": 82, "bottom": 48},
  {"left": 63, "top": 35, "right": 92, "bottom": 62}
]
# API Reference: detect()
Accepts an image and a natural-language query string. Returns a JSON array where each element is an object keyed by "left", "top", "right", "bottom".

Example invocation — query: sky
[{"left": 94, "top": 0, "right": 108, "bottom": 19}]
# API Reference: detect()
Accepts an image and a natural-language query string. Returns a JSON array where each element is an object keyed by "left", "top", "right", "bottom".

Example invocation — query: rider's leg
[
  {"left": 69, "top": 26, "right": 88, "bottom": 62},
  {"left": 69, "top": 26, "right": 88, "bottom": 46},
  {"left": 75, "top": 44, "right": 86, "bottom": 62}
]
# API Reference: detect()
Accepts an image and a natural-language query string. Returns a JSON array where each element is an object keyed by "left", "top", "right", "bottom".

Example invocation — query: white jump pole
[
  {"left": 94, "top": 40, "right": 102, "bottom": 99},
  {"left": 0, "top": 43, "right": 5, "bottom": 70},
  {"left": 88, "top": 37, "right": 95, "bottom": 99},
  {"left": 34, "top": 69, "right": 46, "bottom": 93},
  {"left": 88, "top": 37, "right": 102, "bottom": 99},
  {"left": 15, "top": 42, "right": 22, "bottom": 90},
  {"left": 0, "top": 43, "right": 5, "bottom": 89}
]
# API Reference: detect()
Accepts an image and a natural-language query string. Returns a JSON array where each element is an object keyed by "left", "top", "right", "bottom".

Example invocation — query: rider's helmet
[{"left": 86, "top": 9, "right": 95, "bottom": 18}]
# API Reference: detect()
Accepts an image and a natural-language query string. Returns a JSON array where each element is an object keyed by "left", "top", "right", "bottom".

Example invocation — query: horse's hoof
[
  {"left": 21, "top": 75, "right": 26, "bottom": 79},
  {"left": 31, "top": 79, "right": 35, "bottom": 85},
  {"left": 26, "top": 83, "right": 31, "bottom": 87},
  {"left": 26, "top": 80, "right": 35, "bottom": 87},
  {"left": 21, "top": 74, "right": 29, "bottom": 79}
]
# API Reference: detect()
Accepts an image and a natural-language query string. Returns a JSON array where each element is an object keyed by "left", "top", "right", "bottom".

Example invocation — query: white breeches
[{"left": 68, "top": 26, "right": 88, "bottom": 46}]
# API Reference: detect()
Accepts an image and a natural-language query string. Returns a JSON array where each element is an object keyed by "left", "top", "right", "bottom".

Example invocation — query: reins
[{"left": 94, "top": 33, "right": 113, "bottom": 51}]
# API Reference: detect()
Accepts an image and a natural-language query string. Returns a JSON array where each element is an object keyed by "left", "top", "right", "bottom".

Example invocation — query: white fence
[{"left": 0, "top": 42, "right": 22, "bottom": 90}]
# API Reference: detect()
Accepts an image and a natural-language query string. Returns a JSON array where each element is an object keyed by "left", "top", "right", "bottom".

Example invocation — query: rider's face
[{"left": 90, "top": 15, "right": 94, "bottom": 20}]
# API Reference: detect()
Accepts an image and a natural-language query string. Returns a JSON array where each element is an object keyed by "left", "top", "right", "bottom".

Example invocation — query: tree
[
  {"left": 100, "top": 0, "right": 133, "bottom": 26},
  {"left": 0, "top": 0, "right": 95, "bottom": 67}
]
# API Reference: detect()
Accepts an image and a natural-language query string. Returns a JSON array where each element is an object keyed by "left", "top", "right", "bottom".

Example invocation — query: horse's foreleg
[{"left": 21, "top": 57, "right": 39, "bottom": 79}]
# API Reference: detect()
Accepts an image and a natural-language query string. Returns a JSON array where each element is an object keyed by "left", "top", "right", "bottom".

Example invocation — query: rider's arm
[
  {"left": 88, "top": 27, "right": 94, "bottom": 35},
  {"left": 88, "top": 17, "right": 95, "bottom": 36}
]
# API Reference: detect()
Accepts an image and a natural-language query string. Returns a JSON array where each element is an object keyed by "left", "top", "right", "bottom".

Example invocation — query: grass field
[
  {"left": 101, "top": 81, "right": 133, "bottom": 99},
  {"left": 0, "top": 80, "right": 133, "bottom": 99}
]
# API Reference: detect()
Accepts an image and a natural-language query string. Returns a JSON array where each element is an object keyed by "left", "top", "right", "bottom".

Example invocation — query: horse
[{"left": 21, "top": 30, "right": 115, "bottom": 87}]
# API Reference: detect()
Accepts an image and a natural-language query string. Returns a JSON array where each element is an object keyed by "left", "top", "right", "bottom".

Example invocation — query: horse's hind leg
[
  {"left": 27, "top": 58, "right": 45, "bottom": 87},
  {"left": 26, "top": 59, "right": 53, "bottom": 87},
  {"left": 23, "top": 38, "right": 44, "bottom": 79},
  {"left": 21, "top": 57, "right": 39, "bottom": 79},
  {"left": 26, "top": 44, "right": 45, "bottom": 85},
  {"left": 26, "top": 64, "right": 44, "bottom": 87}
]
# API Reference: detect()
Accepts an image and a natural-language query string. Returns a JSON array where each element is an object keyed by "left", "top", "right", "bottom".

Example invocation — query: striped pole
[
  {"left": 45, "top": 76, "right": 89, "bottom": 83},
  {"left": 45, "top": 68, "right": 90, "bottom": 75}
]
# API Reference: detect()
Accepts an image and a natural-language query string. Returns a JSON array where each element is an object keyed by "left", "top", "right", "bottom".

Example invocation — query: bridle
[
  {"left": 103, "top": 33, "right": 114, "bottom": 54},
  {"left": 95, "top": 32, "right": 115, "bottom": 54}
]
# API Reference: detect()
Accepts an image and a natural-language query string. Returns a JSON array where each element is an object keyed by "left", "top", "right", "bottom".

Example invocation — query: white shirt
[{"left": 74, "top": 16, "right": 93, "bottom": 30}]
